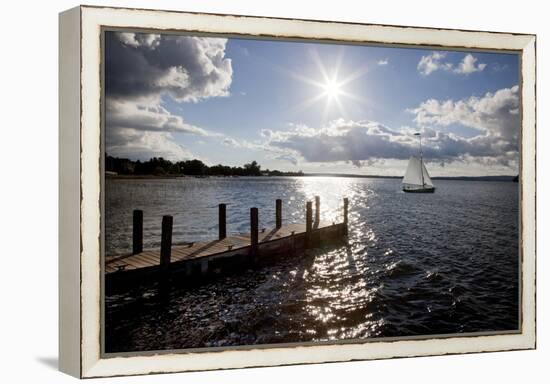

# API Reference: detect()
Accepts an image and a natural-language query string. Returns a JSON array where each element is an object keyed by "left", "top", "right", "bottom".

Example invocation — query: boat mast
[{"left": 415, "top": 132, "right": 425, "bottom": 187}]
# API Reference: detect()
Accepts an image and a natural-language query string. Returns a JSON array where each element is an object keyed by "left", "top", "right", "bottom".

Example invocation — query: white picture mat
[{"left": 75, "top": 5, "right": 535, "bottom": 378}]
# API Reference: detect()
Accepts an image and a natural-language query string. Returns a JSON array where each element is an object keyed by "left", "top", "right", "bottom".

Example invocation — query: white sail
[
  {"left": 421, "top": 161, "right": 434, "bottom": 187},
  {"left": 402, "top": 156, "right": 434, "bottom": 189},
  {"left": 403, "top": 133, "right": 435, "bottom": 192},
  {"left": 402, "top": 156, "right": 423, "bottom": 187}
]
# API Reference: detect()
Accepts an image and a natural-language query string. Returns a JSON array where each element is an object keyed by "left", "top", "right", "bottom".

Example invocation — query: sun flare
[
  {"left": 322, "top": 78, "right": 343, "bottom": 100},
  {"left": 284, "top": 49, "right": 371, "bottom": 120}
]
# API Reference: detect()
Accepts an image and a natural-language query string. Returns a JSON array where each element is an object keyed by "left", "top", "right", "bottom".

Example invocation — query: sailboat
[{"left": 402, "top": 133, "right": 435, "bottom": 193}]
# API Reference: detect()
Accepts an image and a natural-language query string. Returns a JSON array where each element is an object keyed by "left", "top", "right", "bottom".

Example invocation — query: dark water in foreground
[{"left": 105, "top": 177, "right": 519, "bottom": 352}]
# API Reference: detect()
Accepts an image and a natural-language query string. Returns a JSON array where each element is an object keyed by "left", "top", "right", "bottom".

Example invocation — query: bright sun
[
  {"left": 322, "top": 79, "right": 342, "bottom": 100},
  {"left": 286, "top": 49, "right": 370, "bottom": 119}
]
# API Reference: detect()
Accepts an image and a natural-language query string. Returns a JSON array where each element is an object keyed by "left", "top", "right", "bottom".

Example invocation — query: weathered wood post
[
  {"left": 343, "top": 197, "right": 349, "bottom": 235},
  {"left": 132, "top": 209, "right": 143, "bottom": 255},
  {"left": 275, "top": 199, "right": 282, "bottom": 229},
  {"left": 201, "top": 259, "right": 209, "bottom": 275},
  {"left": 314, "top": 196, "right": 320, "bottom": 226},
  {"left": 218, "top": 203, "right": 227, "bottom": 240},
  {"left": 160, "top": 215, "right": 173, "bottom": 267},
  {"left": 250, "top": 207, "right": 259, "bottom": 259},
  {"left": 306, "top": 201, "right": 313, "bottom": 247}
]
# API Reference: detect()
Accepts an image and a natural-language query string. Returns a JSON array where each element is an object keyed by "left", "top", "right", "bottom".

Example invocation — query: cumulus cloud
[
  {"left": 454, "top": 54, "right": 487, "bottom": 74},
  {"left": 409, "top": 85, "right": 519, "bottom": 142},
  {"left": 261, "top": 85, "right": 519, "bottom": 169},
  {"left": 417, "top": 52, "right": 451, "bottom": 75},
  {"left": 106, "top": 98, "right": 210, "bottom": 135},
  {"left": 377, "top": 58, "right": 389, "bottom": 66},
  {"left": 264, "top": 119, "right": 516, "bottom": 168},
  {"left": 418, "top": 52, "right": 486, "bottom": 76},
  {"left": 267, "top": 120, "right": 415, "bottom": 163},
  {"left": 116, "top": 32, "right": 161, "bottom": 49},
  {"left": 105, "top": 31, "right": 233, "bottom": 160},
  {"left": 107, "top": 129, "right": 192, "bottom": 161},
  {"left": 106, "top": 32, "right": 233, "bottom": 102}
]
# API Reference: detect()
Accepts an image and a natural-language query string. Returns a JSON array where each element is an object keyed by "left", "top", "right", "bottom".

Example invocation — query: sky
[{"left": 104, "top": 31, "right": 520, "bottom": 176}]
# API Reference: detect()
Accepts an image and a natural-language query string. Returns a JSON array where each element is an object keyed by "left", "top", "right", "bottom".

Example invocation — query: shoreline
[{"left": 106, "top": 173, "right": 518, "bottom": 182}]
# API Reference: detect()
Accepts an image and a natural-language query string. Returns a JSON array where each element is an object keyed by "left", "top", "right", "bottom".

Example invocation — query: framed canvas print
[{"left": 59, "top": 5, "right": 536, "bottom": 378}]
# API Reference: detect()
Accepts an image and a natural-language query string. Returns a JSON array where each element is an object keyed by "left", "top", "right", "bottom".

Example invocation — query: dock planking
[
  {"left": 106, "top": 222, "right": 333, "bottom": 274},
  {"left": 105, "top": 197, "right": 349, "bottom": 284}
]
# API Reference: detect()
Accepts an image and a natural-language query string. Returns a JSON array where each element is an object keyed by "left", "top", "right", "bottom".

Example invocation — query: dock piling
[
  {"left": 306, "top": 201, "right": 313, "bottom": 233},
  {"left": 314, "top": 196, "right": 320, "bottom": 226},
  {"left": 276, "top": 199, "right": 282, "bottom": 229},
  {"left": 306, "top": 201, "right": 313, "bottom": 246},
  {"left": 108, "top": 200, "right": 351, "bottom": 283},
  {"left": 250, "top": 207, "right": 259, "bottom": 257},
  {"left": 160, "top": 215, "right": 173, "bottom": 267},
  {"left": 343, "top": 198, "right": 349, "bottom": 235},
  {"left": 132, "top": 209, "right": 143, "bottom": 255},
  {"left": 218, "top": 203, "right": 227, "bottom": 240}
]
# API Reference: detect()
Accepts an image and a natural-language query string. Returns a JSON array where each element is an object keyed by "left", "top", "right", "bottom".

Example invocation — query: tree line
[{"left": 105, "top": 155, "right": 304, "bottom": 177}]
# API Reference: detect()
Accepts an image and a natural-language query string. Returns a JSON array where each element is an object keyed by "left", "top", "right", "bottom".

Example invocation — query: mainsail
[
  {"left": 402, "top": 156, "right": 434, "bottom": 189},
  {"left": 402, "top": 132, "right": 435, "bottom": 192}
]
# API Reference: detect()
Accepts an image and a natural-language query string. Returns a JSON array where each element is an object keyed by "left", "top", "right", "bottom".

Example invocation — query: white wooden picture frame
[{"left": 59, "top": 5, "right": 536, "bottom": 378}]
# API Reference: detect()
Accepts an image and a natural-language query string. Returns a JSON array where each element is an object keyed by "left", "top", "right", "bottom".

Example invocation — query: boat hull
[{"left": 402, "top": 187, "right": 435, "bottom": 193}]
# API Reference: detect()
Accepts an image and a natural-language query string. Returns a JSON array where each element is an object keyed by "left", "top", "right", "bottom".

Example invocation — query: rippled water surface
[{"left": 105, "top": 177, "right": 519, "bottom": 352}]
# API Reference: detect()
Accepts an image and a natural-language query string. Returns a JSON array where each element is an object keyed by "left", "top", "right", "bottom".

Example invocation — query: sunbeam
[{"left": 284, "top": 48, "right": 371, "bottom": 120}]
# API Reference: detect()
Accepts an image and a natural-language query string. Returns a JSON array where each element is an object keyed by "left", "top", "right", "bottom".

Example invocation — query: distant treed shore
[
  {"left": 105, "top": 155, "right": 518, "bottom": 181},
  {"left": 105, "top": 156, "right": 304, "bottom": 177}
]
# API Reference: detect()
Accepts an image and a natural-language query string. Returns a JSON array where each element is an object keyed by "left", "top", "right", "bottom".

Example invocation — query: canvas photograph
[{"left": 102, "top": 29, "right": 521, "bottom": 354}]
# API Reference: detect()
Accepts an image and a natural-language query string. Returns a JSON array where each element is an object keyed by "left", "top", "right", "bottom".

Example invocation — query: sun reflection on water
[
  {"left": 296, "top": 177, "right": 358, "bottom": 223},
  {"left": 293, "top": 177, "right": 387, "bottom": 340}
]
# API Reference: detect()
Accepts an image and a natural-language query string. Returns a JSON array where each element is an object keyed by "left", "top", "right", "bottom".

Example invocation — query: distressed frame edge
[
  {"left": 74, "top": 5, "right": 536, "bottom": 378},
  {"left": 519, "top": 34, "right": 536, "bottom": 349},
  {"left": 58, "top": 5, "right": 82, "bottom": 378}
]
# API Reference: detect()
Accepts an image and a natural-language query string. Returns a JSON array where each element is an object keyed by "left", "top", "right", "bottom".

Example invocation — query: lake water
[{"left": 104, "top": 177, "right": 519, "bottom": 352}]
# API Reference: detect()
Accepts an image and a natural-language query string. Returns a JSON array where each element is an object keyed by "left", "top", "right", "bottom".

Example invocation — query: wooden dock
[{"left": 106, "top": 197, "right": 349, "bottom": 286}]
